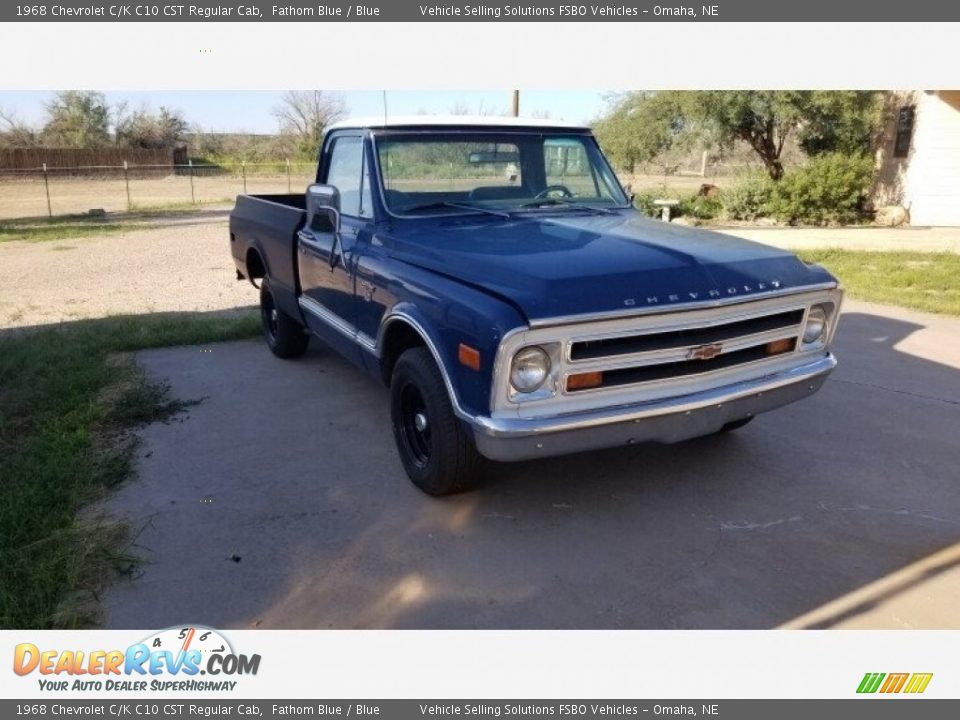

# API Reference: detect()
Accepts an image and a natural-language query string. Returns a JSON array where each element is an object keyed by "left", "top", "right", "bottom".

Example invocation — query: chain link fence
[
  {"left": 0, "top": 161, "right": 318, "bottom": 220},
  {"left": 0, "top": 158, "right": 780, "bottom": 221}
]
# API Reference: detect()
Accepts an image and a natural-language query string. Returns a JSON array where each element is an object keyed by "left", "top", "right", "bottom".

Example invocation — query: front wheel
[
  {"left": 390, "top": 347, "right": 482, "bottom": 496},
  {"left": 260, "top": 277, "right": 309, "bottom": 359}
]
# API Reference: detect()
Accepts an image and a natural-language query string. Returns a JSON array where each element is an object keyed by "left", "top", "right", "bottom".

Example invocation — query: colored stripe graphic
[
  {"left": 904, "top": 673, "right": 934, "bottom": 694},
  {"left": 880, "top": 673, "right": 909, "bottom": 693},
  {"left": 857, "top": 673, "right": 886, "bottom": 693},
  {"left": 857, "top": 672, "right": 933, "bottom": 694}
]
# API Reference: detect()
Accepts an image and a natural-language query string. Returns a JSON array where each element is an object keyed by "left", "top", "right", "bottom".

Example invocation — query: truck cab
[{"left": 230, "top": 117, "right": 842, "bottom": 495}]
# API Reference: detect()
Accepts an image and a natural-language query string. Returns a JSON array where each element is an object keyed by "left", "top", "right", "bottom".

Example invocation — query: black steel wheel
[
  {"left": 260, "top": 277, "right": 309, "bottom": 359},
  {"left": 390, "top": 347, "right": 481, "bottom": 496},
  {"left": 397, "top": 380, "right": 433, "bottom": 469}
]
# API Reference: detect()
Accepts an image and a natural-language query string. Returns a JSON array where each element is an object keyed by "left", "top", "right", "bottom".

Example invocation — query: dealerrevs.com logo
[
  {"left": 13, "top": 626, "right": 260, "bottom": 692},
  {"left": 857, "top": 672, "right": 933, "bottom": 695}
]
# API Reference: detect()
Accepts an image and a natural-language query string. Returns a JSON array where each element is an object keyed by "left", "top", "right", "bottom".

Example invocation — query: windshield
[{"left": 375, "top": 132, "right": 629, "bottom": 216}]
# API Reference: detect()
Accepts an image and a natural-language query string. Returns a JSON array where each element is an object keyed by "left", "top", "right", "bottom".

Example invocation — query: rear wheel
[
  {"left": 717, "top": 416, "right": 754, "bottom": 433},
  {"left": 260, "top": 277, "right": 309, "bottom": 359},
  {"left": 390, "top": 347, "right": 482, "bottom": 496}
]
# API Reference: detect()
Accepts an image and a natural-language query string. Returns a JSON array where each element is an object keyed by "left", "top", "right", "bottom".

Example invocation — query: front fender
[{"left": 378, "top": 288, "right": 525, "bottom": 419}]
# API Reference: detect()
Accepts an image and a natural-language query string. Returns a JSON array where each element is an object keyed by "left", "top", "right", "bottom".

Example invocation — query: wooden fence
[{"left": 0, "top": 146, "right": 187, "bottom": 171}]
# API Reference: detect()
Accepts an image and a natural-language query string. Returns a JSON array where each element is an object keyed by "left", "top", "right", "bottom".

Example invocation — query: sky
[{"left": 0, "top": 90, "right": 616, "bottom": 133}]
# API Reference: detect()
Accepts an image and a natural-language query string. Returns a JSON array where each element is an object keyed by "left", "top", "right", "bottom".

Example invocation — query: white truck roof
[{"left": 326, "top": 115, "right": 590, "bottom": 131}]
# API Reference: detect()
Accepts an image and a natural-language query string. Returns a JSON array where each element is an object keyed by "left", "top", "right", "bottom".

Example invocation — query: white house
[{"left": 874, "top": 90, "right": 960, "bottom": 226}]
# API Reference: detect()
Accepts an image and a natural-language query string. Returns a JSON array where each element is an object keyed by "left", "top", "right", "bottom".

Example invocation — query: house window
[{"left": 893, "top": 106, "right": 915, "bottom": 159}]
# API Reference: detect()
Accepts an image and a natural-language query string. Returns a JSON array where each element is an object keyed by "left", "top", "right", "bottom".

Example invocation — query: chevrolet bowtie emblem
[{"left": 689, "top": 343, "right": 723, "bottom": 360}]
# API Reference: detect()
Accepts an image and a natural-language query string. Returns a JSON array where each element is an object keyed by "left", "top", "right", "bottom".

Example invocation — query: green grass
[
  {"left": 0, "top": 212, "right": 149, "bottom": 243},
  {"left": 0, "top": 311, "right": 259, "bottom": 628},
  {"left": 0, "top": 203, "right": 231, "bottom": 243},
  {"left": 798, "top": 249, "right": 960, "bottom": 316},
  {"left": 128, "top": 198, "right": 233, "bottom": 214}
]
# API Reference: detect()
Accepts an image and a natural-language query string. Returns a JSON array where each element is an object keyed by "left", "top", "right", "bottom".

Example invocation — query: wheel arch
[
  {"left": 245, "top": 245, "right": 267, "bottom": 281},
  {"left": 377, "top": 312, "right": 471, "bottom": 423}
]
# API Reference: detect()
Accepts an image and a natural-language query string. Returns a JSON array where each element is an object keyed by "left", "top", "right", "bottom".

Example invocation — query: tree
[
  {"left": 795, "top": 90, "right": 882, "bottom": 157},
  {"left": 41, "top": 91, "right": 110, "bottom": 148},
  {"left": 594, "top": 91, "right": 881, "bottom": 180},
  {"left": 593, "top": 92, "right": 689, "bottom": 172},
  {"left": 272, "top": 91, "right": 346, "bottom": 159},
  {"left": 0, "top": 107, "right": 38, "bottom": 148},
  {"left": 115, "top": 106, "right": 188, "bottom": 149},
  {"left": 679, "top": 91, "right": 880, "bottom": 180}
]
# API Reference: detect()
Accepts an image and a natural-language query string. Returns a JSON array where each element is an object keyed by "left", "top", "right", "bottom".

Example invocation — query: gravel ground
[{"left": 0, "top": 213, "right": 254, "bottom": 328}]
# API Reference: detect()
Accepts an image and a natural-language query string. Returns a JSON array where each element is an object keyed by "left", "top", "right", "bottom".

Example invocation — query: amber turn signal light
[
  {"left": 567, "top": 371, "right": 604, "bottom": 391},
  {"left": 765, "top": 338, "right": 795, "bottom": 356},
  {"left": 458, "top": 343, "right": 481, "bottom": 371}
]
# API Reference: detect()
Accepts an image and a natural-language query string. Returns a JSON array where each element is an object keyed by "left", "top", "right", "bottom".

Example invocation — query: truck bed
[{"left": 230, "top": 193, "right": 307, "bottom": 319}]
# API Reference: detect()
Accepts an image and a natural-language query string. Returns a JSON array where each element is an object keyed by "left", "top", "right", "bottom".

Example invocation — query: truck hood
[{"left": 384, "top": 211, "right": 835, "bottom": 322}]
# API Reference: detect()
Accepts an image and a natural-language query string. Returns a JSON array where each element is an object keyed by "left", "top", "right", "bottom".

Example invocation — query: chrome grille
[
  {"left": 489, "top": 285, "right": 842, "bottom": 420},
  {"left": 570, "top": 309, "right": 804, "bottom": 361},
  {"left": 563, "top": 304, "right": 808, "bottom": 392}
]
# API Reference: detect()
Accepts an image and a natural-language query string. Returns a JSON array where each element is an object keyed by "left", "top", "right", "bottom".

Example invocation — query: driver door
[{"left": 297, "top": 134, "right": 372, "bottom": 360}]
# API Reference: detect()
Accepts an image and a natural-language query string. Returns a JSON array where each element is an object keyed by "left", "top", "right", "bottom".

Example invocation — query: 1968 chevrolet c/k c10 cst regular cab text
[{"left": 229, "top": 117, "right": 842, "bottom": 495}]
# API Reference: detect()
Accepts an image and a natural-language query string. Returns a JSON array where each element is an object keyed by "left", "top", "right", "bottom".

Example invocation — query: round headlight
[
  {"left": 510, "top": 346, "right": 551, "bottom": 393},
  {"left": 803, "top": 305, "right": 828, "bottom": 344}
]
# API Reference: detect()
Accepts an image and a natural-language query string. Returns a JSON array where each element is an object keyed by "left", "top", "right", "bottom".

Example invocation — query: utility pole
[{"left": 511, "top": 90, "right": 520, "bottom": 117}]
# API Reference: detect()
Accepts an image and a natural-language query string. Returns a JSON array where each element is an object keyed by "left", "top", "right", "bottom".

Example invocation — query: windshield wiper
[
  {"left": 520, "top": 198, "right": 617, "bottom": 215},
  {"left": 401, "top": 201, "right": 512, "bottom": 219}
]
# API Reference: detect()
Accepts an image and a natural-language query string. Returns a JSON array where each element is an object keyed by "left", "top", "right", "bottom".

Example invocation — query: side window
[
  {"left": 325, "top": 136, "right": 372, "bottom": 218},
  {"left": 544, "top": 138, "right": 601, "bottom": 199}
]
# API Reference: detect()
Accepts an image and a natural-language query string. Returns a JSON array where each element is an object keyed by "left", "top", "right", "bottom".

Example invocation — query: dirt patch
[{"left": 0, "top": 215, "right": 254, "bottom": 328}]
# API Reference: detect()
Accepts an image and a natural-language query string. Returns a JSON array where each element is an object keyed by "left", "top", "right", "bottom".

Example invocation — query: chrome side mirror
[{"left": 306, "top": 183, "right": 341, "bottom": 235}]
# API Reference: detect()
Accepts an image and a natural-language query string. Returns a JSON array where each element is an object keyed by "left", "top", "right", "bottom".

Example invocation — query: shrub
[
  {"left": 721, "top": 172, "right": 775, "bottom": 221},
  {"left": 770, "top": 153, "right": 874, "bottom": 225},
  {"left": 678, "top": 193, "right": 722, "bottom": 221},
  {"left": 632, "top": 190, "right": 661, "bottom": 218}
]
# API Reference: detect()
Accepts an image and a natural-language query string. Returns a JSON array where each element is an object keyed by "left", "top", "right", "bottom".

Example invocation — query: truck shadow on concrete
[{"left": 99, "top": 309, "right": 960, "bottom": 629}]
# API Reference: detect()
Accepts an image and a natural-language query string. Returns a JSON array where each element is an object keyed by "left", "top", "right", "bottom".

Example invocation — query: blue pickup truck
[{"left": 229, "top": 117, "right": 842, "bottom": 495}]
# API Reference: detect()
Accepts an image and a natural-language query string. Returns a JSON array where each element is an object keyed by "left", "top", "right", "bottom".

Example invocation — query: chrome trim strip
[
  {"left": 376, "top": 312, "right": 474, "bottom": 423},
  {"left": 470, "top": 354, "right": 836, "bottom": 438},
  {"left": 298, "top": 296, "right": 376, "bottom": 354},
  {"left": 526, "top": 282, "right": 838, "bottom": 328}
]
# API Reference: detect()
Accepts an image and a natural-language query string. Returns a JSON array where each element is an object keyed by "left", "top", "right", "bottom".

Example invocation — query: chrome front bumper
[{"left": 469, "top": 354, "right": 836, "bottom": 462}]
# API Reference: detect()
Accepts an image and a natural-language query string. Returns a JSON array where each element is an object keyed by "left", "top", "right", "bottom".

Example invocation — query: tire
[
  {"left": 717, "top": 416, "right": 754, "bottom": 433},
  {"left": 390, "top": 347, "right": 482, "bottom": 496},
  {"left": 260, "top": 277, "right": 309, "bottom": 359}
]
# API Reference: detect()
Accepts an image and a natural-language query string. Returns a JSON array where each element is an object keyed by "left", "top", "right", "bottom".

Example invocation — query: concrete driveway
[{"left": 102, "top": 300, "right": 960, "bottom": 629}]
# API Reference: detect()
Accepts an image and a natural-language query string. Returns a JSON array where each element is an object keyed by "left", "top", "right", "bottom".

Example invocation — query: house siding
[
  {"left": 903, "top": 91, "right": 960, "bottom": 226},
  {"left": 873, "top": 90, "right": 960, "bottom": 226}
]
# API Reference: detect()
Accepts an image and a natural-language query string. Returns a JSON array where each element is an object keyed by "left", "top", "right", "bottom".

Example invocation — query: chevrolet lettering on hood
[
  {"left": 625, "top": 280, "right": 783, "bottom": 307},
  {"left": 229, "top": 116, "right": 843, "bottom": 496}
]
